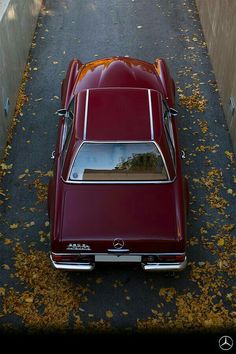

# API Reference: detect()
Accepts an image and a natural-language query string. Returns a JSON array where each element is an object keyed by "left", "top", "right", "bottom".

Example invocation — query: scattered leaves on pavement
[
  {"left": 33, "top": 178, "right": 48, "bottom": 203},
  {"left": 1, "top": 246, "right": 89, "bottom": 330}
]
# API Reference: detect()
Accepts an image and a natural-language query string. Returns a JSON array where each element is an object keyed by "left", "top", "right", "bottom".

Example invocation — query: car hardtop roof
[{"left": 74, "top": 87, "right": 164, "bottom": 142}]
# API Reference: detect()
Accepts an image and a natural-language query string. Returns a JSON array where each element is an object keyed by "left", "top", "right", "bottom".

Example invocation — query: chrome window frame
[
  {"left": 60, "top": 121, "right": 68, "bottom": 154},
  {"left": 148, "top": 89, "right": 154, "bottom": 140},
  {"left": 162, "top": 101, "right": 176, "bottom": 169},
  {"left": 58, "top": 97, "right": 76, "bottom": 186},
  {"left": 63, "top": 140, "right": 176, "bottom": 184},
  {"left": 60, "top": 97, "right": 76, "bottom": 161},
  {"left": 83, "top": 89, "right": 89, "bottom": 140}
]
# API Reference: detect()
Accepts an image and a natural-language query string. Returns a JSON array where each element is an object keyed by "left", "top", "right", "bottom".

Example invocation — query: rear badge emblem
[
  {"left": 113, "top": 238, "right": 124, "bottom": 249},
  {"left": 66, "top": 243, "right": 91, "bottom": 251}
]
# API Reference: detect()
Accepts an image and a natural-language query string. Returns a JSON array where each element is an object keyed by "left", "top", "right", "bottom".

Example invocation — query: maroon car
[{"left": 48, "top": 56, "right": 189, "bottom": 271}]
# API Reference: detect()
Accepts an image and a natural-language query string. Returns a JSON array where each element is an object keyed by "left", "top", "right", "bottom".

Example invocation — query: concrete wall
[
  {"left": 196, "top": 0, "right": 236, "bottom": 152},
  {"left": 0, "top": 0, "right": 42, "bottom": 153}
]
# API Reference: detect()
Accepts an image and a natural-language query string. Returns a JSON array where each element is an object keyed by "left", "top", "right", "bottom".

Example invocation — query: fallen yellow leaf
[
  {"left": 105, "top": 310, "right": 113, "bottom": 319},
  {"left": 222, "top": 224, "right": 234, "bottom": 232},
  {"left": 10, "top": 223, "right": 18, "bottom": 229},
  {"left": 2, "top": 264, "right": 10, "bottom": 270},
  {"left": 4, "top": 238, "right": 12, "bottom": 245},
  {"left": 217, "top": 238, "right": 224, "bottom": 247},
  {"left": 227, "top": 189, "right": 233, "bottom": 194},
  {"left": 0, "top": 163, "right": 12, "bottom": 170},
  {"left": 45, "top": 170, "right": 53, "bottom": 177},
  {"left": 18, "top": 174, "right": 26, "bottom": 179},
  {"left": 225, "top": 151, "right": 234, "bottom": 163},
  {"left": 0, "top": 287, "right": 5, "bottom": 296}
]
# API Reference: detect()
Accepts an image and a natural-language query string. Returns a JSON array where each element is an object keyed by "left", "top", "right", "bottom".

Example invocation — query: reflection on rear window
[{"left": 69, "top": 143, "right": 168, "bottom": 181}]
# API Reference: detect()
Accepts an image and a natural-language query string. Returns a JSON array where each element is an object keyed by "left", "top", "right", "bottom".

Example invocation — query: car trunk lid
[{"left": 59, "top": 183, "right": 181, "bottom": 253}]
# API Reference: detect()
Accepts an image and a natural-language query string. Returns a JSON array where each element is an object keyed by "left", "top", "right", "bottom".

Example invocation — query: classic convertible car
[{"left": 48, "top": 56, "right": 189, "bottom": 271}]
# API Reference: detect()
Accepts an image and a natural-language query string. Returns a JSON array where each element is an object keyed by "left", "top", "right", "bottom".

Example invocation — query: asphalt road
[{"left": 0, "top": 0, "right": 235, "bottom": 340}]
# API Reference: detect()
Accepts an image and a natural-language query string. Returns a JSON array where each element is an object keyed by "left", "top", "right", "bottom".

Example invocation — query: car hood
[
  {"left": 73, "top": 57, "right": 165, "bottom": 95},
  {"left": 58, "top": 183, "right": 183, "bottom": 253}
]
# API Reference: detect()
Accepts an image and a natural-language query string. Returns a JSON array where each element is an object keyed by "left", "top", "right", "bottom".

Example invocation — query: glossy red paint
[
  {"left": 85, "top": 88, "right": 161, "bottom": 141},
  {"left": 48, "top": 56, "right": 188, "bottom": 271},
  {"left": 73, "top": 57, "right": 165, "bottom": 96},
  {"left": 61, "top": 59, "right": 82, "bottom": 107},
  {"left": 53, "top": 183, "right": 185, "bottom": 254}
]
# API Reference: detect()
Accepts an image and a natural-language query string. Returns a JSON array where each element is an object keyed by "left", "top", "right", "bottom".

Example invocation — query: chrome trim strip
[
  {"left": 152, "top": 140, "right": 170, "bottom": 180},
  {"left": 142, "top": 257, "right": 187, "bottom": 271},
  {"left": 148, "top": 89, "right": 154, "bottom": 140},
  {"left": 162, "top": 101, "right": 177, "bottom": 174},
  {"left": 107, "top": 248, "right": 130, "bottom": 253},
  {"left": 63, "top": 178, "right": 175, "bottom": 185},
  {"left": 83, "top": 89, "right": 89, "bottom": 140},
  {"left": 51, "top": 252, "right": 185, "bottom": 257},
  {"left": 60, "top": 123, "right": 67, "bottom": 153},
  {"left": 66, "top": 140, "right": 172, "bottom": 183}
]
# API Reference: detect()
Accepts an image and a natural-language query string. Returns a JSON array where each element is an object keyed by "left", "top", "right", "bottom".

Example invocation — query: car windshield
[{"left": 69, "top": 142, "right": 168, "bottom": 181}]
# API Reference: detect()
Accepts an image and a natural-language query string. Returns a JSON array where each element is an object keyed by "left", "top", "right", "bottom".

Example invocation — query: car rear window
[{"left": 69, "top": 142, "right": 168, "bottom": 181}]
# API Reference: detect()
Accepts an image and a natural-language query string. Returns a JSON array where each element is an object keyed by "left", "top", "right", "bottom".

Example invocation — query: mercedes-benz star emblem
[
  {"left": 113, "top": 238, "right": 124, "bottom": 249},
  {"left": 219, "top": 336, "right": 234, "bottom": 351}
]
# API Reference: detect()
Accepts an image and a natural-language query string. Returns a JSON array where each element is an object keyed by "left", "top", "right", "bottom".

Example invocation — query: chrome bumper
[
  {"left": 50, "top": 255, "right": 95, "bottom": 271},
  {"left": 141, "top": 257, "right": 187, "bottom": 271},
  {"left": 50, "top": 253, "right": 187, "bottom": 272}
]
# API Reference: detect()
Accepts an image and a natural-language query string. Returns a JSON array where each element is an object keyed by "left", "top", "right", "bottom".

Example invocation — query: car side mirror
[
  {"left": 169, "top": 108, "right": 178, "bottom": 116},
  {"left": 57, "top": 109, "right": 73, "bottom": 119},
  {"left": 57, "top": 109, "right": 67, "bottom": 117}
]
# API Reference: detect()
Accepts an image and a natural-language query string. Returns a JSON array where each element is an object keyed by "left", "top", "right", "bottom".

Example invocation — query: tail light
[
  {"left": 52, "top": 254, "right": 78, "bottom": 262},
  {"left": 52, "top": 254, "right": 94, "bottom": 263},
  {"left": 158, "top": 255, "right": 185, "bottom": 262}
]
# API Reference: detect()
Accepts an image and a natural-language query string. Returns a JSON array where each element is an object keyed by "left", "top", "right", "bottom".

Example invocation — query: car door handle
[{"left": 51, "top": 150, "right": 55, "bottom": 160}]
